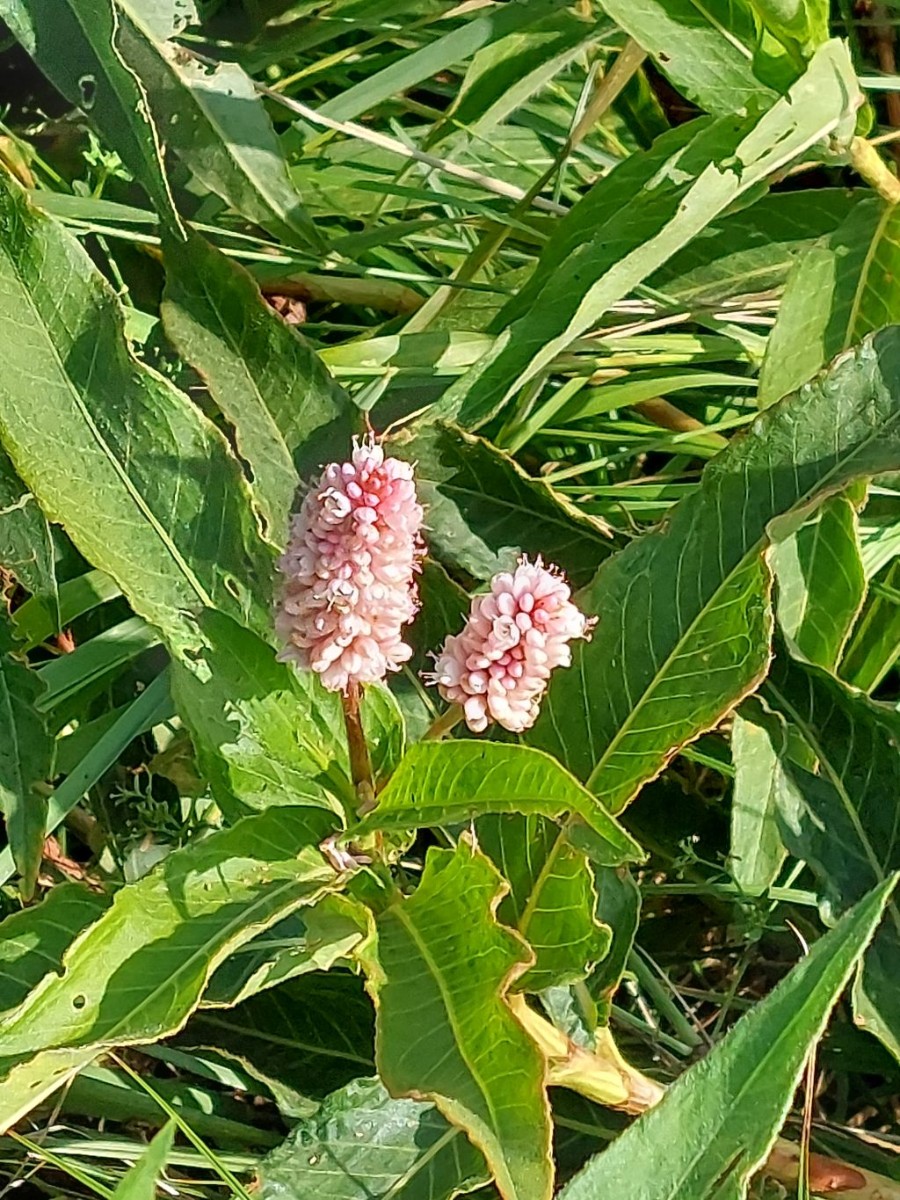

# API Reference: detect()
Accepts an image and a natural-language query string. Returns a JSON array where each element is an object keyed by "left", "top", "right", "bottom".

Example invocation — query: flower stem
[
  {"left": 423, "top": 704, "right": 465, "bottom": 740},
  {"left": 342, "top": 682, "right": 376, "bottom": 814},
  {"left": 849, "top": 136, "right": 900, "bottom": 205}
]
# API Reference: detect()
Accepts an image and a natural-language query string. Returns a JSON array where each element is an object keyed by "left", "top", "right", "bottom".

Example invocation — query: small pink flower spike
[
  {"left": 427, "top": 556, "right": 596, "bottom": 733},
  {"left": 275, "top": 435, "right": 424, "bottom": 692}
]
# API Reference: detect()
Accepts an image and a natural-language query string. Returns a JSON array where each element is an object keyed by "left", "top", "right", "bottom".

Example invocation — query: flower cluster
[
  {"left": 426, "top": 556, "right": 595, "bottom": 733},
  {"left": 275, "top": 436, "right": 424, "bottom": 693}
]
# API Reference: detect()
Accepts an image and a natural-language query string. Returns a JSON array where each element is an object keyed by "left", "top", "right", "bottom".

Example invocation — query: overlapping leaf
[
  {"left": 0, "top": 173, "right": 274, "bottom": 656},
  {"left": 765, "top": 651, "right": 900, "bottom": 1060},
  {"left": 357, "top": 741, "right": 642, "bottom": 864},
  {"left": 729, "top": 698, "right": 792, "bottom": 895},
  {"left": 558, "top": 877, "right": 896, "bottom": 1200},
  {"left": 0, "top": 445, "right": 56, "bottom": 615},
  {"left": 258, "top": 1076, "right": 489, "bottom": 1200},
  {"left": 359, "top": 837, "right": 553, "bottom": 1200},
  {"left": 528, "top": 330, "right": 900, "bottom": 812},
  {"left": 162, "top": 234, "right": 355, "bottom": 540}
]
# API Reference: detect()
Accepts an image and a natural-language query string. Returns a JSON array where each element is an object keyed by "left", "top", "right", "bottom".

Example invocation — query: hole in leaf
[
  {"left": 72, "top": 994, "right": 87, "bottom": 1010},
  {"left": 77, "top": 75, "right": 96, "bottom": 110}
]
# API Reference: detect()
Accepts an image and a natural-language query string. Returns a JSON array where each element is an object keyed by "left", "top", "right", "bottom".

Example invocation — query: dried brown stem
[{"left": 342, "top": 682, "right": 375, "bottom": 814}]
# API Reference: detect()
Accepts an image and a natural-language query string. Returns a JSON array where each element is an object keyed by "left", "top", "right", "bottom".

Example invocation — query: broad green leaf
[
  {"left": 728, "top": 698, "right": 791, "bottom": 895},
  {"left": 527, "top": 329, "right": 900, "bottom": 812},
  {"left": 0, "top": 0, "right": 184, "bottom": 235},
  {"left": 114, "top": 15, "right": 320, "bottom": 248},
  {"left": 391, "top": 421, "right": 615, "bottom": 587},
  {"left": 441, "top": 42, "right": 859, "bottom": 427},
  {"left": 170, "top": 610, "right": 352, "bottom": 821},
  {"left": 770, "top": 491, "right": 866, "bottom": 669},
  {"left": 765, "top": 651, "right": 900, "bottom": 1060},
  {"left": 0, "top": 623, "right": 54, "bottom": 897},
  {"left": 162, "top": 233, "right": 354, "bottom": 540},
  {"left": 0, "top": 173, "right": 274, "bottom": 657},
  {"left": 590, "top": 867, "right": 641, "bottom": 1022},
  {"left": 478, "top": 814, "right": 610, "bottom": 992},
  {"left": 598, "top": 0, "right": 794, "bottom": 114},
  {"left": 558, "top": 876, "right": 896, "bottom": 1200},
  {"left": 841, "top": 558, "right": 900, "bottom": 691},
  {"left": 0, "top": 807, "right": 338, "bottom": 1067},
  {"left": 359, "top": 837, "right": 553, "bottom": 1200},
  {"left": 750, "top": 0, "right": 829, "bottom": 55},
  {"left": 0, "top": 445, "right": 56, "bottom": 616},
  {"left": 258, "top": 1076, "right": 489, "bottom": 1200},
  {"left": 181, "top": 972, "right": 376, "bottom": 1101},
  {"left": 356, "top": 741, "right": 643, "bottom": 865},
  {"left": 759, "top": 200, "right": 900, "bottom": 406},
  {"left": 111, "top": 1120, "right": 176, "bottom": 1200},
  {"left": 652, "top": 189, "right": 863, "bottom": 307},
  {"left": 0, "top": 883, "right": 110, "bottom": 1015},
  {"left": 204, "top": 895, "right": 368, "bottom": 1008}
]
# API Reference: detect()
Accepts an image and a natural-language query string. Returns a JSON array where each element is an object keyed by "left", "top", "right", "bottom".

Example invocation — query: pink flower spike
[
  {"left": 426, "top": 556, "right": 596, "bottom": 733},
  {"left": 275, "top": 435, "right": 424, "bottom": 692}
]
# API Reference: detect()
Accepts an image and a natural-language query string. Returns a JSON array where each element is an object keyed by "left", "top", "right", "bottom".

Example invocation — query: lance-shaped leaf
[
  {"left": 0, "top": 1045, "right": 100, "bottom": 1135},
  {"left": 0, "top": 445, "right": 56, "bottom": 616},
  {"left": 355, "top": 741, "right": 642, "bottom": 865},
  {"left": 390, "top": 422, "right": 614, "bottom": 587},
  {"left": 759, "top": 199, "right": 900, "bottom": 406},
  {"left": 258, "top": 1076, "right": 489, "bottom": 1200},
  {"left": 0, "top": 807, "right": 338, "bottom": 1066},
  {"left": 162, "top": 234, "right": 355, "bottom": 540},
  {"left": 597, "top": 0, "right": 794, "bottom": 115},
  {"left": 440, "top": 42, "right": 859, "bottom": 427},
  {"left": 765, "top": 650, "right": 900, "bottom": 1061},
  {"left": 114, "top": 15, "right": 320, "bottom": 249},
  {"left": 0, "top": 173, "right": 274, "bottom": 657},
  {"left": 0, "top": 0, "right": 183, "bottom": 235},
  {"left": 359, "top": 837, "right": 553, "bottom": 1200},
  {"left": 770, "top": 490, "right": 866, "bottom": 669},
  {"left": 527, "top": 329, "right": 900, "bottom": 812},
  {"left": 558, "top": 876, "right": 896, "bottom": 1200},
  {"left": 111, "top": 1120, "right": 175, "bottom": 1200},
  {"left": 0, "top": 623, "right": 55, "bottom": 898},
  {"left": 478, "top": 814, "right": 610, "bottom": 993},
  {"left": 0, "top": 883, "right": 110, "bottom": 1016}
]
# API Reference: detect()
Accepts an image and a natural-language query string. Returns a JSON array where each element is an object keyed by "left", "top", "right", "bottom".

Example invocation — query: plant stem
[
  {"left": 423, "top": 704, "right": 464, "bottom": 740},
  {"left": 342, "top": 682, "right": 376, "bottom": 814},
  {"left": 849, "top": 136, "right": 900, "bottom": 204}
]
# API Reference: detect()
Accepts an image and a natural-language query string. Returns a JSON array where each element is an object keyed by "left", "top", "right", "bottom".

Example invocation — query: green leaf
[
  {"left": 441, "top": 41, "right": 859, "bottom": 427},
  {"left": 770, "top": 491, "right": 866, "bottom": 669},
  {"left": 114, "top": 14, "right": 320, "bottom": 248},
  {"left": 759, "top": 200, "right": 900, "bottom": 406},
  {"left": 728, "top": 698, "right": 791, "bottom": 895},
  {"left": 0, "top": 807, "right": 338, "bottom": 1068},
  {"left": 391, "top": 421, "right": 615, "bottom": 587},
  {"left": 590, "top": 868, "right": 641, "bottom": 1023},
  {"left": 0, "top": 445, "right": 56, "bottom": 616},
  {"left": 598, "top": 0, "right": 794, "bottom": 114},
  {"left": 0, "top": 883, "right": 110, "bottom": 1016},
  {"left": 0, "top": 1046, "right": 100, "bottom": 1134},
  {"left": 0, "top": 623, "right": 54, "bottom": 898},
  {"left": 181, "top": 972, "right": 376, "bottom": 1101},
  {"left": 170, "top": 609, "right": 352, "bottom": 820},
  {"left": 258, "top": 1076, "right": 489, "bottom": 1200},
  {"left": 204, "top": 895, "right": 369, "bottom": 1008},
  {"left": 765, "top": 651, "right": 900, "bottom": 1061},
  {"left": 0, "top": 173, "right": 274, "bottom": 657},
  {"left": 161, "top": 234, "right": 355, "bottom": 540},
  {"left": 111, "top": 1120, "right": 176, "bottom": 1200},
  {"left": 35, "top": 616, "right": 159, "bottom": 715},
  {"left": 841, "top": 558, "right": 900, "bottom": 691},
  {"left": 359, "top": 837, "right": 553, "bottom": 1200},
  {"left": 750, "top": 0, "right": 829, "bottom": 55},
  {"left": 477, "top": 814, "right": 610, "bottom": 992},
  {"left": 558, "top": 876, "right": 897, "bottom": 1200},
  {"left": 356, "top": 741, "right": 643, "bottom": 865},
  {"left": 527, "top": 329, "right": 900, "bottom": 812},
  {"left": 0, "top": 0, "right": 184, "bottom": 235}
]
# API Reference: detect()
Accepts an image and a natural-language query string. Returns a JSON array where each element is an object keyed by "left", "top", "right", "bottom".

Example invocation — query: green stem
[
  {"left": 849, "top": 136, "right": 900, "bottom": 205},
  {"left": 423, "top": 704, "right": 464, "bottom": 740}
]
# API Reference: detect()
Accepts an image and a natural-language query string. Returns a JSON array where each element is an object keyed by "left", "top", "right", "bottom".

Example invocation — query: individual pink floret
[
  {"left": 275, "top": 436, "right": 424, "bottom": 692},
  {"left": 427, "top": 556, "right": 596, "bottom": 733}
]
